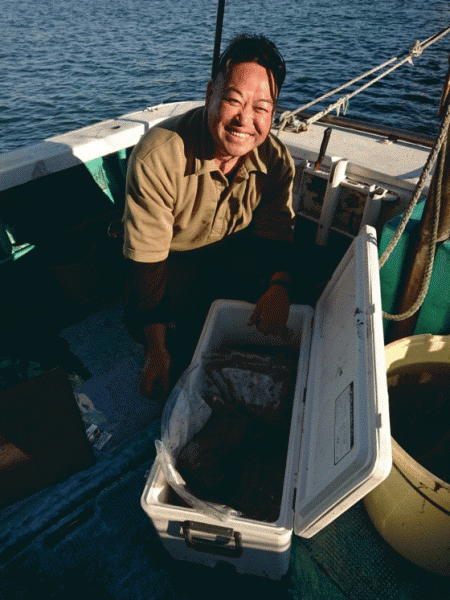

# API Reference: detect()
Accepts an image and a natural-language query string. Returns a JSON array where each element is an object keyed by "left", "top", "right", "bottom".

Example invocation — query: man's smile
[{"left": 226, "top": 128, "right": 252, "bottom": 139}]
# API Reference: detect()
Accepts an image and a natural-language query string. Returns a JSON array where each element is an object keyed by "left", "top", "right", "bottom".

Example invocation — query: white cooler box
[{"left": 141, "top": 225, "right": 391, "bottom": 580}]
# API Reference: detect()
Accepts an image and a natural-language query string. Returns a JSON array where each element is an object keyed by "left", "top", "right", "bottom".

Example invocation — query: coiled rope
[
  {"left": 380, "top": 100, "right": 450, "bottom": 321},
  {"left": 276, "top": 26, "right": 450, "bottom": 133}
]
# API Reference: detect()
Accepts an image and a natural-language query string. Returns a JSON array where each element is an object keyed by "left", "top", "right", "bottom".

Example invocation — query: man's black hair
[{"left": 212, "top": 34, "right": 286, "bottom": 96}]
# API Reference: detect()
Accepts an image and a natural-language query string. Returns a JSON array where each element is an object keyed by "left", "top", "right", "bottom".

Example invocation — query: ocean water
[{"left": 1, "top": 0, "right": 450, "bottom": 153}]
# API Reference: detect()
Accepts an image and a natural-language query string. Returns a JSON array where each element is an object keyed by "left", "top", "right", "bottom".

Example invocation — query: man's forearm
[
  {"left": 142, "top": 322, "right": 168, "bottom": 354},
  {"left": 122, "top": 258, "right": 170, "bottom": 344}
]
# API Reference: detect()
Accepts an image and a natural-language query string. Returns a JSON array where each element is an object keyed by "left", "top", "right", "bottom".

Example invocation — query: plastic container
[
  {"left": 364, "top": 334, "right": 450, "bottom": 576},
  {"left": 141, "top": 226, "right": 391, "bottom": 579}
]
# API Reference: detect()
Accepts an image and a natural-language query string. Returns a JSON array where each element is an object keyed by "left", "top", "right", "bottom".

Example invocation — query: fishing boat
[{"left": 1, "top": 2, "right": 450, "bottom": 597}]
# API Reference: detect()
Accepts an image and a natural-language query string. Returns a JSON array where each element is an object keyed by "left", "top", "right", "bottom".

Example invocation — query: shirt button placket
[{"left": 211, "top": 179, "right": 227, "bottom": 235}]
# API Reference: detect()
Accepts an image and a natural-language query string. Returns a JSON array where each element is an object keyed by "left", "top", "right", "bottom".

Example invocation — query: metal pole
[{"left": 211, "top": 0, "right": 226, "bottom": 79}]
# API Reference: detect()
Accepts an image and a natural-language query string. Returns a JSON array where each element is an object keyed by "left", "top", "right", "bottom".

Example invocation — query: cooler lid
[{"left": 294, "top": 225, "right": 391, "bottom": 538}]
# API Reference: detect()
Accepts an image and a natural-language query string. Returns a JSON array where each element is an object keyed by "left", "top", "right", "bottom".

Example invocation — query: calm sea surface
[{"left": 2, "top": 0, "right": 450, "bottom": 153}]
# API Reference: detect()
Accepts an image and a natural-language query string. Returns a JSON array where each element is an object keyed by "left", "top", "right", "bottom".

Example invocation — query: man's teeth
[{"left": 229, "top": 130, "right": 250, "bottom": 139}]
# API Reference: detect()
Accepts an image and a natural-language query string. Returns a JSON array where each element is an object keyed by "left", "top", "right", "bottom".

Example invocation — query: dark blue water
[{"left": 1, "top": 0, "right": 450, "bottom": 153}]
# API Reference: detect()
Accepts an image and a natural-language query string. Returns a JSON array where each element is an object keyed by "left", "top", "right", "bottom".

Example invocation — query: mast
[{"left": 211, "top": 0, "right": 226, "bottom": 78}]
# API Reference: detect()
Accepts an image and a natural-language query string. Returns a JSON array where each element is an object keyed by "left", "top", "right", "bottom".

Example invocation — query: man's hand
[
  {"left": 140, "top": 323, "right": 171, "bottom": 399},
  {"left": 248, "top": 284, "right": 290, "bottom": 336}
]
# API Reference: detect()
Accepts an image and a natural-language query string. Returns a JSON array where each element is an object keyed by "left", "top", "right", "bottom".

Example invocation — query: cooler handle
[{"left": 182, "top": 520, "right": 243, "bottom": 558}]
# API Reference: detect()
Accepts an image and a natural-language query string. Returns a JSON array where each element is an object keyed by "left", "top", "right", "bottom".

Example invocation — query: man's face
[{"left": 206, "top": 61, "right": 276, "bottom": 164}]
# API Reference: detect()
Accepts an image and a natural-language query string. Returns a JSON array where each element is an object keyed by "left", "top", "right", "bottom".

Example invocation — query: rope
[
  {"left": 277, "top": 25, "right": 450, "bottom": 133},
  {"left": 381, "top": 107, "right": 450, "bottom": 321},
  {"left": 379, "top": 100, "right": 450, "bottom": 269},
  {"left": 277, "top": 55, "right": 400, "bottom": 124},
  {"left": 276, "top": 25, "right": 450, "bottom": 320}
]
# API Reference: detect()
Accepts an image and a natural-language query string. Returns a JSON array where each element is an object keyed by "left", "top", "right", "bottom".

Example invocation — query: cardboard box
[
  {"left": 0, "top": 367, "right": 96, "bottom": 509},
  {"left": 141, "top": 226, "right": 391, "bottom": 579}
]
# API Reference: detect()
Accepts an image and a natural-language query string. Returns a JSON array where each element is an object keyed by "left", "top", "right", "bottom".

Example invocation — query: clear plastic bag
[
  {"left": 156, "top": 364, "right": 239, "bottom": 522},
  {"left": 160, "top": 363, "right": 211, "bottom": 458}
]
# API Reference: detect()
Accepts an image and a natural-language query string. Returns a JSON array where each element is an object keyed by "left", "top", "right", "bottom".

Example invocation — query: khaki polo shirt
[{"left": 123, "top": 107, "right": 295, "bottom": 263}]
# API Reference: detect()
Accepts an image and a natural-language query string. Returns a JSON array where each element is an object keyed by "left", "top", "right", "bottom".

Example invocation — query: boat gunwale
[{"left": 0, "top": 101, "right": 433, "bottom": 197}]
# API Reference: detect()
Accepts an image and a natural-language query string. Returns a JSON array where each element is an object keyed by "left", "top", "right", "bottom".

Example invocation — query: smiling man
[{"left": 122, "top": 34, "right": 296, "bottom": 398}]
